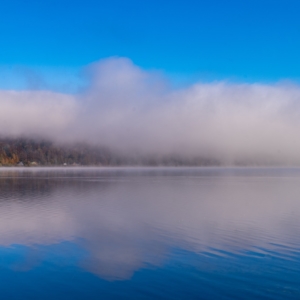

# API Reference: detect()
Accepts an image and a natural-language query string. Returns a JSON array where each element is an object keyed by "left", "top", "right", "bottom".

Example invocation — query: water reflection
[{"left": 0, "top": 167, "right": 300, "bottom": 291}]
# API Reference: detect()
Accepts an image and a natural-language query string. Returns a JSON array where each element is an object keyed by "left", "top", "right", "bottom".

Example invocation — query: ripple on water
[{"left": 0, "top": 167, "right": 299, "bottom": 299}]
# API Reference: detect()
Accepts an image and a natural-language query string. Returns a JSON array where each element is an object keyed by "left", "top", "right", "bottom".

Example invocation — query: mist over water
[
  {"left": 0, "top": 167, "right": 300, "bottom": 299},
  {"left": 2, "top": 58, "right": 300, "bottom": 165}
]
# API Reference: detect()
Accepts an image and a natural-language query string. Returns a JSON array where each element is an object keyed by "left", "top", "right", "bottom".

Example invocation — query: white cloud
[
  {"left": 0, "top": 90, "right": 77, "bottom": 139},
  {"left": 2, "top": 57, "right": 300, "bottom": 164}
]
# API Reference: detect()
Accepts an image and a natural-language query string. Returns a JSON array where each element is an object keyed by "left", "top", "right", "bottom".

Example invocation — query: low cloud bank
[{"left": 1, "top": 57, "right": 300, "bottom": 165}]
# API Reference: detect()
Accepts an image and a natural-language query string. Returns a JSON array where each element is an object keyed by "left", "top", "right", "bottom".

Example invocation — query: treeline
[
  {"left": 0, "top": 139, "right": 114, "bottom": 166},
  {"left": 0, "top": 138, "right": 220, "bottom": 166}
]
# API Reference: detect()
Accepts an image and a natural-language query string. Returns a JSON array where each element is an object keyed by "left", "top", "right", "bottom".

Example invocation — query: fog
[{"left": 1, "top": 57, "right": 300, "bottom": 164}]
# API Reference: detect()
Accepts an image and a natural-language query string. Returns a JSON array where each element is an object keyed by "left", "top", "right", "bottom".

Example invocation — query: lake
[{"left": 0, "top": 167, "right": 300, "bottom": 299}]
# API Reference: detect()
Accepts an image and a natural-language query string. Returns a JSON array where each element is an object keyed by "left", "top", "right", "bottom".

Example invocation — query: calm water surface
[{"left": 0, "top": 167, "right": 300, "bottom": 299}]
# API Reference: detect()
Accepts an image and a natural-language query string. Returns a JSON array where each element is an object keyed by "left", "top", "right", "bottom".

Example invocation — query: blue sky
[
  {"left": 2, "top": 1, "right": 300, "bottom": 163},
  {"left": 1, "top": 0, "right": 300, "bottom": 89}
]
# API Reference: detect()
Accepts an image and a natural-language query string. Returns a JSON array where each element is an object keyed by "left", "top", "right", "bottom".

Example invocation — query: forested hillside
[
  {"left": 0, "top": 139, "right": 114, "bottom": 166},
  {"left": 0, "top": 138, "right": 220, "bottom": 166}
]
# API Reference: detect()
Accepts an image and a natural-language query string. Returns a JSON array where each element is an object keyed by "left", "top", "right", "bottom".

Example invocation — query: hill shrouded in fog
[
  {"left": 3, "top": 58, "right": 300, "bottom": 166},
  {"left": 0, "top": 138, "right": 220, "bottom": 167}
]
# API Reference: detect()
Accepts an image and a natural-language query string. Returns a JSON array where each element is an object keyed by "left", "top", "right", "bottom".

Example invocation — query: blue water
[{"left": 0, "top": 167, "right": 300, "bottom": 299}]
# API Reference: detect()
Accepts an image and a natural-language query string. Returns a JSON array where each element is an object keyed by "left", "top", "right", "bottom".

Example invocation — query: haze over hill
[{"left": 2, "top": 57, "right": 300, "bottom": 166}]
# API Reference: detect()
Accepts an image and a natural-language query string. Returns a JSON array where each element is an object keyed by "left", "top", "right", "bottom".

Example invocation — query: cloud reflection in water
[{"left": 0, "top": 167, "right": 300, "bottom": 281}]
